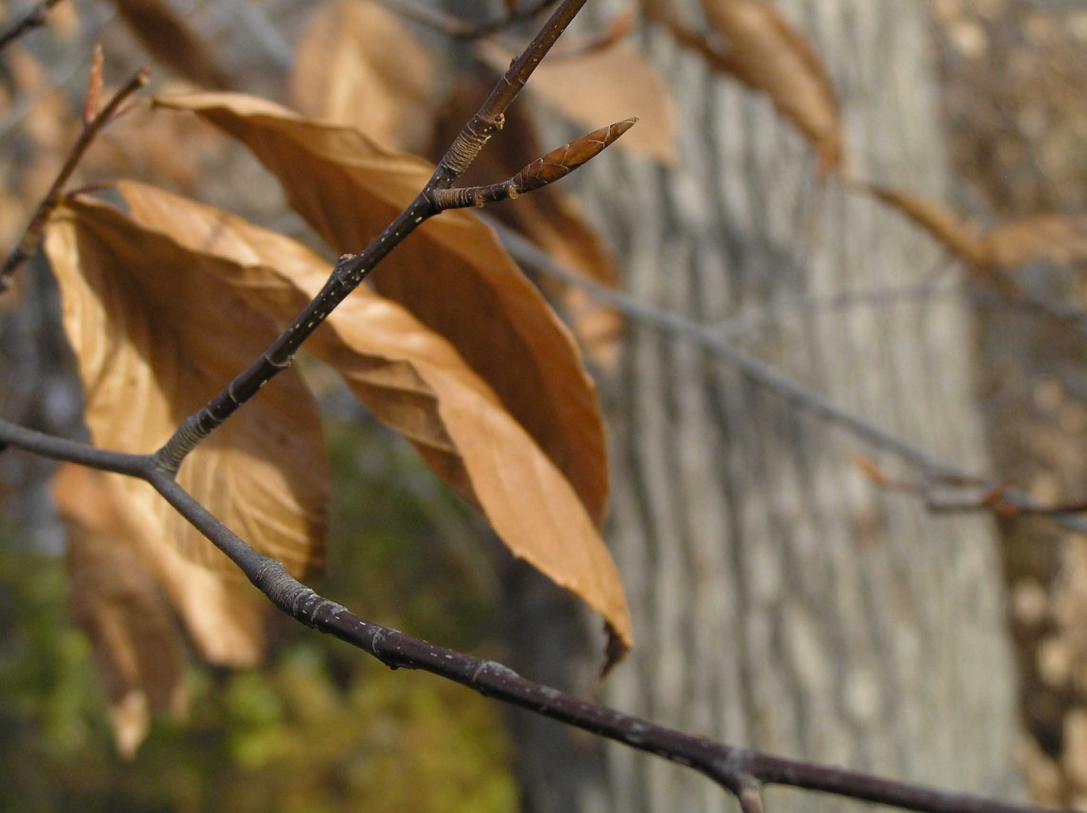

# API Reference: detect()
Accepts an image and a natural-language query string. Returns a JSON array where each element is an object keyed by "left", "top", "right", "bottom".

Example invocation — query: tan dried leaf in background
[
  {"left": 476, "top": 39, "right": 677, "bottom": 164},
  {"left": 56, "top": 462, "right": 267, "bottom": 756},
  {"left": 114, "top": 180, "right": 633, "bottom": 658},
  {"left": 986, "top": 215, "right": 1087, "bottom": 270},
  {"left": 862, "top": 183, "right": 989, "bottom": 268},
  {"left": 155, "top": 92, "right": 610, "bottom": 530},
  {"left": 290, "top": 0, "right": 434, "bottom": 153},
  {"left": 657, "top": 0, "right": 842, "bottom": 172},
  {"left": 44, "top": 197, "right": 330, "bottom": 582},
  {"left": 111, "top": 0, "right": 230, "bottom": 89},
  {"left": 57, "top": 464, "right": 187, "bottom": 759},
  {"left": 864, "top": 183, "right": 1087, "bottom": 272}
]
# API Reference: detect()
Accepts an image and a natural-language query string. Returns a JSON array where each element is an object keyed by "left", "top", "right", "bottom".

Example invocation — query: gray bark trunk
[{"left": 502, "top": 1, "right": 1021, "bottom": 811}]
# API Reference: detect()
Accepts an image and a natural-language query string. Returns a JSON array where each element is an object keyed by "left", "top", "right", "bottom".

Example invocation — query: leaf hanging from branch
[
  {"left": 112, "top": 180, "right": 634, "bottom": 660},
  {"left": 43, "top": 197, "right": 330, "bottom": 581},
  {"left": 863, "top": 184, "right": 989, "bottom": 268},
  {"left": 863, "top": 182, "right": 1087, "bottom": 272},
  {"left": 289, "top": 0, "right": 434, "bottom": 153},
  {"left": 57, "top": 464, "right": 187, "bottom": 759},
  {"left": 650, "top": 0, "right": 843, "bottom": 173},
  {"left": 55, "top": 463, "right": 269, "bottom": 756},
  {"left": 476, "top": 38, "right": 677, "bottom": 164},
  {"left": 985, "top": 215, "right": 1087, "bottom": 270},
  {"left": 155, "top": 92, "right": 610, "bottom": 530}
]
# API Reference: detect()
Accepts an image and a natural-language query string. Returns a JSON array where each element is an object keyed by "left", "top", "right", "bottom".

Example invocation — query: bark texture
[{"left": 503, "top": 1, "right": 1021, "bottom": 811}]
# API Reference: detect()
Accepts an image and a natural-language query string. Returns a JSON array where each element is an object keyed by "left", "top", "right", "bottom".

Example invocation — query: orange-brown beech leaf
[
  {"left": 476, "top": 39, "right": 677, "bottom": 164},
  {"left": 43, "top": 197, "right": 329, "bottom": 583},
  {"left": 864, "top": 184, "right": 1087, "bottom": 273},
  {"left": 57, "top": 464, "right": 187, "bottom": 759},
  {"left": 111, "top": 0, "right": 230, "bottom": 90},
  {"left": 985, "top": 215, "right": 1087, "bottom": 270},
  {"left": 673, "top": 0, "right": 842, "bottom": 173},
  {"left": 289, "top": 0, "right": 434, "bottom": 153},
  {"left": 431, "top": 75, "right": 623, "bottom": 366},
  {"left": 113, "top": 180, "right": 634, "bottom": 657},
  {"left": 154, "top": 92, "right": 610, "bottom": 531},
  {"left": 862, "top": 184, "right": 990, "bottom": 269}
]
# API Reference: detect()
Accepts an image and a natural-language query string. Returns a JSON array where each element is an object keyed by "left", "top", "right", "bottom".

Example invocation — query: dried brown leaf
[
  {"left": 289, "top": 0, "right": 434, "bottom": 153},
  {"left": 111, "top": 0, "right": 230, "bottom": 90},
  {"left": 683, "top": 0, "right": 843, "bottom": 172},
  {"left": 866, "top": 184, "right": 1087, "bottom": 272},
  {"left": 985, "top": 215, "right": 1087, "bottom": 270},
  {"left": 114, "top": 180, "right": 633, "bottom": 657},
  {"left": 57, "top": 464, "right": 187, "bottom": 759},
  {"left": 44, "top": 197, "right": 329, "bottom": 582},
  {"left": 155, "top": 92, "right": 609, "bottom": 530},
  {"left": 476, "top": 39, "right": 677, "bottom": 164},
  {"left": 863, "top": 183, "right": 990, "bottom": 268}
]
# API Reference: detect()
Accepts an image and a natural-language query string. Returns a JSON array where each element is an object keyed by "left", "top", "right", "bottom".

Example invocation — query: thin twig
[
  {"left": 491, "top": 221, "right": 1087, "bottom": 536},
  {"left": 0, "top": 66, "right": 149, "bottom": 291},
  {"left": 0, "top": 414, "right": 1059, "bottom": 813},
  {"left": 153, "top": 0, "right": 593, "bottom": 471},
  {"left": 0, "top": 0, "right": 64, "bottom": 53}
]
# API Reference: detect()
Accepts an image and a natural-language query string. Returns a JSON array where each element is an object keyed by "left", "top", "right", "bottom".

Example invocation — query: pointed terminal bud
[
  {"left": 512, "top": 117, "right": 637, "bottom": 193},
  {"left": 83, "top": 43, "right": 104, "bottom": 125}
]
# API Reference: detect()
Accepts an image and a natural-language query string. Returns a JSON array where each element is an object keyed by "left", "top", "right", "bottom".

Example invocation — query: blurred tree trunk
[{"left": 502, "top": 1, "right": 1021, "bottom": 811}]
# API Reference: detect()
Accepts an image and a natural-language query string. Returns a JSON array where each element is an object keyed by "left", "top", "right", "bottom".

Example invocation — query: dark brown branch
[
  {"left": 0, "top": 65, "right": 148, "bottom": 291},
  {"left": 0, "top": 418, "right": 151, "bottom": 477},
  {"left": 0, "top": 416, "right": 1064, "bottom": 813},
  {"left": 154, "top": 0, "right": 590, "bottom": 470},
  {"left": 0, "top": 0, "right": 64, "bottom": 54},
  {"left": 0, "top": 3, "right": 1059, "bottom": 809}
]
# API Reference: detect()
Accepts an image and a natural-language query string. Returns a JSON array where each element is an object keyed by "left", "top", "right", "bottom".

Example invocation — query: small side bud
[{"left": 512, "top": 117, "right": 638, "bottom": 193}]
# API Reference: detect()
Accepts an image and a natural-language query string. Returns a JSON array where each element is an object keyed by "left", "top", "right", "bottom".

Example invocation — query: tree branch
[
  {"left": 490, "top": 220, "right": 1087, "bottom": 536},
  {"left": 153, "top": 0, "right": 592, "bottom": 470},
  {"left": 0, "top": 415, "right": 1063, "bottom": 813},
  {"left": 0, "top": 0, "right": 64, "bottom": 54},
  {"left": 429, "top": 118, "right": 635, "bottom": 210},
  {"left": 0, "top": 65, "right": 148, "bottom": 291},
  {"left": 1, "top": 4, "right": 1058, "bottom": 809}
]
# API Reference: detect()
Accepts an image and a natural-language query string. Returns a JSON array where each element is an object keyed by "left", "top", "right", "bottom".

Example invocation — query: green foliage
[{"left": 0, "top": 417, "right": 516, "bottom": 812}]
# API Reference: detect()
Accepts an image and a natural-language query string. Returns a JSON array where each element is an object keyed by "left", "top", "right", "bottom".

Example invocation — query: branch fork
[
  {"left": 430, "top": 117, "right": 636, "bottom": 211},
  {"left": 0, "top": 2, "right": 1061, "bottom": 811}
]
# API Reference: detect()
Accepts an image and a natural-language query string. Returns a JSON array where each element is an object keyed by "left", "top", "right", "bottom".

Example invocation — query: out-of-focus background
[
  {"left": 936, "top": 0, "right": 1087, "bottom": 803},
  {"left": 1, "top": 0, "right": 1087, "bottom": 810}
]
